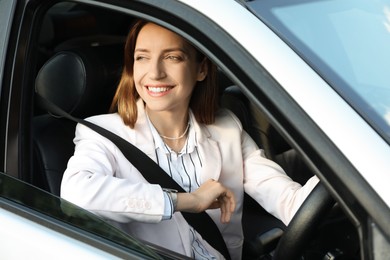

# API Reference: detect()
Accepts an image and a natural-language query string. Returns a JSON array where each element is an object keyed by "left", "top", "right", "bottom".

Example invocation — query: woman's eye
[
  {"left": 135, "top": 56, "right": 147, "bottom": 61},
  {"left": 166, "top": 55, "right": 182, "bottom": 61}
]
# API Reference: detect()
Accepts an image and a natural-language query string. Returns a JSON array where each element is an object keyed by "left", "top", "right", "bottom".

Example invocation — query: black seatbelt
[{"left": 36, "top": 94, "right": 231, "bottom": 260}]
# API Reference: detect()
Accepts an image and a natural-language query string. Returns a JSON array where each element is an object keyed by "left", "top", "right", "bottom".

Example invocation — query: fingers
[
  {"left": 192, "top": 179, "right": 236, "bottom": 223},
  {"left": 208, "top": 184, "right": 235, "bottom": 224},
  {"left": 218, "top": 190, "right": 235, "bottom": 223}
]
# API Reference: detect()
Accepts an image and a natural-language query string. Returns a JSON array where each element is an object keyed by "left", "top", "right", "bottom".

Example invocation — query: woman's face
[{"left": 133, "top": 23, "right": 206, "bottom": 114}]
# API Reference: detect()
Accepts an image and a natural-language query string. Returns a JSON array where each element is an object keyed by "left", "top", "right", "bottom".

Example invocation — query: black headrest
[{"left": 35, "top": 43, "right": 123, "bottom": 118}]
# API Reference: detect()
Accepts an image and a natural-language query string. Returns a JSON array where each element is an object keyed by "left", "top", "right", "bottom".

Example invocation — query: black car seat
[{"left": 33, "top": 43, "right": 123, "bottom": 195}]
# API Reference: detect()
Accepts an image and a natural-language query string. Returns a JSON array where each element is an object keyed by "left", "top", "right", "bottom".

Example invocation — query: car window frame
[
  {"left": 3, "top": 0, "right": 390, "bottom": 258},
  {"left": 0, "top": 0, "right": 18, "bottom": 173}
]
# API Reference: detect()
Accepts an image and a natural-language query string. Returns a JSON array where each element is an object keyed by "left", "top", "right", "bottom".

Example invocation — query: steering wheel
[{"left": 272, "top": 182, "right": 335, "bottom": 259}]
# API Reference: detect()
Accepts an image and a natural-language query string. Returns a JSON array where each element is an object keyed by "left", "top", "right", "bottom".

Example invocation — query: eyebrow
[{"left": 134, "top": 47, "right": 189, "bottom": 54}]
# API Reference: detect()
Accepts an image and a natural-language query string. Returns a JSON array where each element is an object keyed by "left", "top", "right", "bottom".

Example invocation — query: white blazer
[{"left": 61, "top": 99, "right": 319, "bottom": 259}]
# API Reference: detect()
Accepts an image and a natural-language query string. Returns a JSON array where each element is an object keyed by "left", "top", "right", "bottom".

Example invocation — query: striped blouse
[{"left": 146, "top": 113, "right": 217, "bottom": 259}]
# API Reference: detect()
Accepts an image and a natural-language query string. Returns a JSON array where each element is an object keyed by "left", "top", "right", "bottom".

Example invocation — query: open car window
[{"left": 0, "top": 172, "right": 168, "bottom": 259}]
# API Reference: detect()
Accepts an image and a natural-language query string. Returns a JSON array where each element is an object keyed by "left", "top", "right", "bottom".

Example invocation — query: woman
[{"left": 61, "top": 20, "right": 319, "bottom": 259}]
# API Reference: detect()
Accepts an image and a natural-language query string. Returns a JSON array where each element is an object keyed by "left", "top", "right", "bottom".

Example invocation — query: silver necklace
[{"left": 159, "top": 123, "right": 190, "bottom": 140}]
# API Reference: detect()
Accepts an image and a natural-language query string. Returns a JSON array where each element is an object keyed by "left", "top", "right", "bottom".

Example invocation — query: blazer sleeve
[
  {"left": 241, "top": 130, "right": 319, "bottom": 225},
  {"left": 61, "top": 121, "right": 166, "bottom": 223}
]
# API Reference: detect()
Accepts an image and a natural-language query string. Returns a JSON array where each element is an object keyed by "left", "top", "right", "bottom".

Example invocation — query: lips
[
  {"left": 147, "top": 86, "right": 171, "bottom": 93},
  {"left": 146, "top": 84, "right": 174, "bottom": 95}
]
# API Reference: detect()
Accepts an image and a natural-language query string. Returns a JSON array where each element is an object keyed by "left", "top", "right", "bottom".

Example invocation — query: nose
[{"left": 148, "top": 58, "right": 166, "bottom": 80}]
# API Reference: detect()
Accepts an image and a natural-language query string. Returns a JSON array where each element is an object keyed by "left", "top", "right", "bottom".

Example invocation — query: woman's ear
[{"left": 197, "top": 58, "right": 208, "bottom": 81}]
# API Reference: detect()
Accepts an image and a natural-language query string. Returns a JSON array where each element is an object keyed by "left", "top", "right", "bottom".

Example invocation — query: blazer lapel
[
  {"left": 192, "top": 118, "right": 222, "bottom": 183},
  {"left": 133, "top": 99, "right": 158, "bottom": 161}
]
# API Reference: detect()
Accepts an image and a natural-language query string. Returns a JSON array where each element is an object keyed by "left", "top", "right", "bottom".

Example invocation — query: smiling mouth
[{"left": 147, "top": 86, "right": 173, "bottom": 93}]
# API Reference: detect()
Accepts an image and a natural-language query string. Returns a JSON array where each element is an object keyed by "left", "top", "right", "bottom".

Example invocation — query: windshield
[{"left": 248, "top": 0, "right": 390, "bottom": 142}]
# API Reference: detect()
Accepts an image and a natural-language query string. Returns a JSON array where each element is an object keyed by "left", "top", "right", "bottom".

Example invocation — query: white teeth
[{"left": 148, "top": 87, "right": 170, "bottom": 93}]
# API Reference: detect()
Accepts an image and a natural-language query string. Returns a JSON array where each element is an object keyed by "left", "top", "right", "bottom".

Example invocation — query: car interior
[{"left": 24, "top": 2, "right": 360, "bottom": 259}]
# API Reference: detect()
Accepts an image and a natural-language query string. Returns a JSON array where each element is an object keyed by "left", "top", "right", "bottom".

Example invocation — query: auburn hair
[{"left": 110, "top": 19, "right": 219, "bottom": 128}]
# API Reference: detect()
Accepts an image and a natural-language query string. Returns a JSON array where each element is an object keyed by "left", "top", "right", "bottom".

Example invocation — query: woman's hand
[{"left": 176, "top": 179, "right": 236, "bottom": 223}]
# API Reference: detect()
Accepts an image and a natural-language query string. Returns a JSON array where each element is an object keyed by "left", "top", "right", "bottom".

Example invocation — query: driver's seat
[{"left": 32, "top": 43, "right": 123, "bottom": 195}]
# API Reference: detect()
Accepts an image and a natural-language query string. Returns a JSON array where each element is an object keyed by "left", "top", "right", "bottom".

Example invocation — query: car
[{"left": 1, "top": 0, "right": 389, "bottom": 259}]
